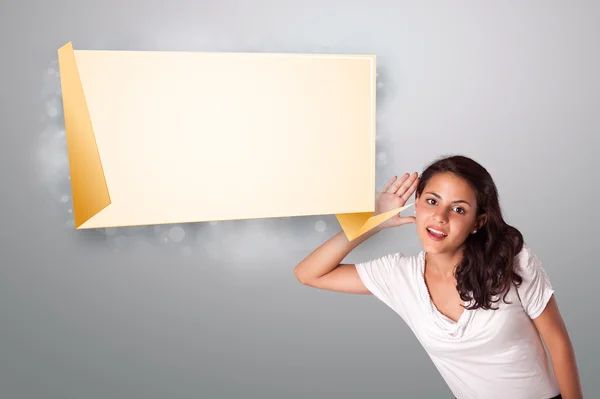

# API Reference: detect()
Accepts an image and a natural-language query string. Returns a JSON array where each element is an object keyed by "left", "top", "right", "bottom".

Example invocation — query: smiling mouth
[{"left": 426, "top": 227, "right": 448, "bottom": 238}]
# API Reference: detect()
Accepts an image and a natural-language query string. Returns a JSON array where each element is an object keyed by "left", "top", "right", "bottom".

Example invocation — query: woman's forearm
[
  {"left": 549, "top": 340, "right": 583, "bottom": 399},
  {"left": 293, "top": 227, "right": 381, "bottom": 284}
]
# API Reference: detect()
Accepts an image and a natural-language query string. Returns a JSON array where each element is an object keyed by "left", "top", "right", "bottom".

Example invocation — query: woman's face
[{"left": 415, "top": 172, "right": 486, "bottom": 255}]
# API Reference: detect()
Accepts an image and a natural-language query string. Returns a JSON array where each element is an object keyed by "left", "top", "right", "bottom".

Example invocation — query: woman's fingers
[
  {"left": 379, "top": 172, "right": 420, "bottom": 211},
  {"left": 389, "top": 173, "right": 410, "bottom": 194},
  {"left": 400, "top": 173, "right": 420, "bottom": 200},
  {"left": 396, "top": 172, "right": 419, "bottom": 198},
  {"left": 380, "top": 175, "right": 398, "bottom": 193},
  {"left": 398, "top": 215, "right": 417, "bottom": 225}
]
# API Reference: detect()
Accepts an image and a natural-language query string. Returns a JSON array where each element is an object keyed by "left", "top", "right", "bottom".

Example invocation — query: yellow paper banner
[{"left": 57, "top": 42, "right": 409, "bottom": 241}]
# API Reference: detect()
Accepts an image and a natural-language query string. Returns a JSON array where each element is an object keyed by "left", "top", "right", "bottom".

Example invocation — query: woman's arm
[
  {"left": 293, "top": 228, "right": 382, "bottom": 294},
  {"left": 293, "top": 172, "right": 419, "bottom": 294},
  {"left": 533, "top": 295, "right": 583, "bottom": 399}
]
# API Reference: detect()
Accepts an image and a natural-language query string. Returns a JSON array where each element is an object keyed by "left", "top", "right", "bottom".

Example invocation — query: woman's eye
[
  {"left": 454, "top": 207, "right": 465, "bottom": 214},
  {"left": 426, "top": 199, "right": 436, "bottom": 205}
]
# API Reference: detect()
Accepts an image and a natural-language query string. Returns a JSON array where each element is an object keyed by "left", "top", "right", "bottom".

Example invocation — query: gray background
[{"left": 2, "top": 1, "right": 598, "bottom": 398}]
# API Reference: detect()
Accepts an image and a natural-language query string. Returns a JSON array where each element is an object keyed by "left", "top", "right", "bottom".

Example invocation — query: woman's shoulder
[
  {"left": 383, "top": 250, "right": 423, "bottom": 266},
  {"left": 383, "top": 250, "right": 425, "bottom": 278},
  {"left": 513, "top": 243, "right": 544, "bottom": 274},
  {"left": 511, "top": 243, "right": 555, "bottom": 318},
  {"left": 356, "top": 250, "right": 423, "bottom": 274}
]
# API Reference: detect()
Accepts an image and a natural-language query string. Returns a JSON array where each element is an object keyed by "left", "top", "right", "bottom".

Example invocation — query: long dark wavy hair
[{"left": 415, "top": 155, "right": 524, "bottom": 310}]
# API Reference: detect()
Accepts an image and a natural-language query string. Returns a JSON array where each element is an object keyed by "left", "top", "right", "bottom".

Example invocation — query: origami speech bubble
[{"left": 57, "top": 42, "right": 410, "bottom": 241}]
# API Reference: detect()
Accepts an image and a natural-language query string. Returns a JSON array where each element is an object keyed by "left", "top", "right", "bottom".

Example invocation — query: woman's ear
[{"left": 476, "top": 214, "right": 487, "bottom": 230}]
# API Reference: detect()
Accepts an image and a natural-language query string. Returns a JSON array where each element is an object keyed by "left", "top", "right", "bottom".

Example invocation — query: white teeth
[{"left": 427, "top": 228, "right": 447, "bottom": 236}]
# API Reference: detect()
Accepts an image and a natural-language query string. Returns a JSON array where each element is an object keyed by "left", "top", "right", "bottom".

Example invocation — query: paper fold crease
[{"left": 58, "top": 42, "right": 111, "bottom": 228}]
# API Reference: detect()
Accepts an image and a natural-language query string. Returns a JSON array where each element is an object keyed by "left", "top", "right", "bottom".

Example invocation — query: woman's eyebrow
[{"left": 425, "top": 191, "right": 472, "bottom": 207}]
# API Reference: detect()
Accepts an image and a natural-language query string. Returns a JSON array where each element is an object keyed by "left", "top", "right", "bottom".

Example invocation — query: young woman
[{"left": 294, "top": 155, "right": 582, "bottom": 399}]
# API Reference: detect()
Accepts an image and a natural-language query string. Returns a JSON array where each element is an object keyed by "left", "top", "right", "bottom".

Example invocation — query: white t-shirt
[{"left": 355, "top": 245, "right": 560, "bottom": 399}]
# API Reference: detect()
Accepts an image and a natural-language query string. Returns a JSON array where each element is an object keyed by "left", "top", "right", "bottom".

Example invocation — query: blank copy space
[{"left": 66, "top": 48, "right": 375, "bottom": 228}]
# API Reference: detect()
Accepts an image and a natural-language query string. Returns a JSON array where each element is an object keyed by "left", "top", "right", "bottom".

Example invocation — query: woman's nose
[{"left": 433, "top": 210, "right": 449, "bottom": 223}]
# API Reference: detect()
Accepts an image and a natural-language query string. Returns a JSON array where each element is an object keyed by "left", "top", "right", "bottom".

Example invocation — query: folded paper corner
[
  {"left": 335, "top": 211, "right": 373, "bottom": 241},
  {"left": 58, "top": 41, "right": 111, "bottom": 229},
  {"left": 336, "top": 202, "right": 415, "bottom": 241},
  {"left": 58, "top": 41, "right": 74, "bottom": 53}
]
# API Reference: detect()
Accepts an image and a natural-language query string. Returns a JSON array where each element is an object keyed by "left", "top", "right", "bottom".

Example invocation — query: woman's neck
[{"left": 425, "top": 248, "right": 464, "bottom": 279}]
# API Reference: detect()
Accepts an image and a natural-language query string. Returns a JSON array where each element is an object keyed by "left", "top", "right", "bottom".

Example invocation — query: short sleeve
[
  {"left": 515, "top": 245, "right": 555, "bottom": 319},
  {"left": 355, "top": 252, "right": 406, "bottom": 317}
]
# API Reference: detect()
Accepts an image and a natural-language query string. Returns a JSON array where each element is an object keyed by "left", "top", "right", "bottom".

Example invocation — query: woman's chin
[
  {"left": 422, "top": 244, "right": 445, "bottom": 254},
  {"left": 419, "top": 240, "right": 467, "bottom": 257},
  {"left": 418, "top": 235, "right": 457, "bottom": 254}
]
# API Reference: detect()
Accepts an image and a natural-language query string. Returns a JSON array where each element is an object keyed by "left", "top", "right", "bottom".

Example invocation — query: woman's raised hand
[{"left": 375, "top": 172, "right": 420, "bottom": 230}]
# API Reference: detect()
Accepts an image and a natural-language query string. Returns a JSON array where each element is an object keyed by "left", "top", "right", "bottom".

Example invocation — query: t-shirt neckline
[{"left": 417, "top": 251, "right": 474, "bottom": 339}]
